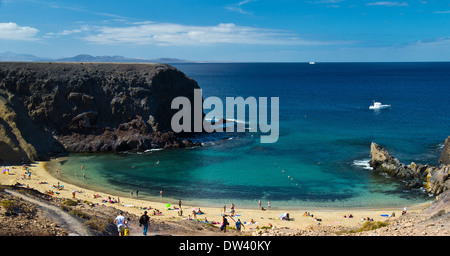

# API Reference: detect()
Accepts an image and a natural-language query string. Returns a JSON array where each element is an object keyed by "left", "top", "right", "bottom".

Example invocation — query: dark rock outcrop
[
  {"left": 0, "top": 91, "right": 65, "bottom": 164},
  {"left": 0, "top": 62, "right": 201, "bottom": 164},
  {"left": 440, "top": 136, "right": 450, "bottom": 165},
  {"left": 370, "top": 142, "right": 450, "bottom": 196}
]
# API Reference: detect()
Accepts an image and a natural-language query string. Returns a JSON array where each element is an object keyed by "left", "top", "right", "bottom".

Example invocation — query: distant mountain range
[{"left": 0, "top": 52, "right": 192, "bottom": 64}]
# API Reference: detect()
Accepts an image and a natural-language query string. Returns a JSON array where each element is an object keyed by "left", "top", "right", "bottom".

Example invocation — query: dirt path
[{"left": 4, "top": 189, "right": 93, "bottom": 236}]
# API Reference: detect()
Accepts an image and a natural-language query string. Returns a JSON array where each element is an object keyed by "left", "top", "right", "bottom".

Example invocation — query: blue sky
[{"left": 0, "top": 0, "right": 449, "bottom": 62}]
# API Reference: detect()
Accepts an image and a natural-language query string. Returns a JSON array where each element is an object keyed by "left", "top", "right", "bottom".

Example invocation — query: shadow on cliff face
[{"left": 0, "top": 91, "right": 66, "bottom": 164}]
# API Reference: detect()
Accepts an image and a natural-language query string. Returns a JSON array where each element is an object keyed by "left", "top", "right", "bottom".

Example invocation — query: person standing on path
[
  {"left": 220, "top": 216, "right": 229, "bottom": 233},
  {"left": 114, "top": 211, "right": 126, "bottom": 236},
  {"left": 139, "top": 211, "right": 150, "bottom": 235}
]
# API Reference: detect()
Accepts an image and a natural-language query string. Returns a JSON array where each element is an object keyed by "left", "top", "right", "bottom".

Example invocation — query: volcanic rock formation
[{"left": 0, "top": 62, "right": 201, "bottom": 164}]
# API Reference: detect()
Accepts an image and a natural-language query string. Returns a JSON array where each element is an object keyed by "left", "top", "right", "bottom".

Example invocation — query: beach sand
[{"left": 0, "top": 161, "right": 431, "bottom": 234}]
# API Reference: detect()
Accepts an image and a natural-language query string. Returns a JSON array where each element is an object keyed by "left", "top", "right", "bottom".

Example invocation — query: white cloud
[
  {"left": 225, "top": 0, "right": 256, "bottom": 15},
  {"left": 311, "top": 0, "right": 345, "bottom": 3},
  {"left": 0, "top": 22, "right": 39, "bottom": 40},
  {"left": 44, "top": 26, "right": 90, "bottom": 38},
  {"left": 366, "top": 2, "right": 409, "bottom": 7},
  {"left": 82, "top": 22, "right": 334, "bottom": 46},
  {"left": 409, "top": 37, "right": 450, "bottom": 47}
]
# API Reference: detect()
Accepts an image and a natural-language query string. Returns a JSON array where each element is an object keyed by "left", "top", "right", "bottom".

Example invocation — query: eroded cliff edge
[{"left": 0, "top": 62, "right": 201, "bottom": 164}]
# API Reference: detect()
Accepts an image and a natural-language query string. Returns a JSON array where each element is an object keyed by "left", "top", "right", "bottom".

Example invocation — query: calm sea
[{"left": 48, "top": 62, "right": 450, "bottom": 209}]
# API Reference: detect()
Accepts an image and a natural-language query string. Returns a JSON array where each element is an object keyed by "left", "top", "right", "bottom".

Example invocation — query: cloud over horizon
[
  {"left": 79, "top": 22, "right": 334, "bottom": 46},
  {"left": 0, "top": 22, "right": 39, "bottom": 41}
]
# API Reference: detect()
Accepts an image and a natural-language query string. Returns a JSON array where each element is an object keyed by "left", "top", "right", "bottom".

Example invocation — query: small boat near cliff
[{"left": 369, "top": 101, "right": 391, "bottom": 110}]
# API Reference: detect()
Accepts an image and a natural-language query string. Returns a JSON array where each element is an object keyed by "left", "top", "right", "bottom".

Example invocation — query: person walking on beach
[
  {"left": 160, "top": 190, "right": 163, "bottom": 197},
  {"left": 114, "top": 211, "right": 126, "bottom": 236},
  {"left": 258, "top": 200, "right": 261, "bottom": 209},
  {"left": 220, "top": 216, "right": 229, "bottom": 233},
  {"left": 139, "top": 211, "right": 150, "bottom": 236},
  {"left": 235, "top": 219, "right": 244, "bottom": 232}
]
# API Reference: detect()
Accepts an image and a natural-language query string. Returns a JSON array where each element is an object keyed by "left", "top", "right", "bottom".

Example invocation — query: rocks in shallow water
[
  {"left": 369, "top": 142, "right": 409, "bottom": 179},
  {"left": 369, "top": 142, "right": 450, "bottom": 196},
  {"left": 403, "top": 179, "right": 422, "bottom": 190}
]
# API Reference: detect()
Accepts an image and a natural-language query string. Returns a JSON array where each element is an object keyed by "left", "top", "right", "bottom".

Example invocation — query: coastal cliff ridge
[{"left": 0, "top": 62, "right": 201, "bottom": 164}]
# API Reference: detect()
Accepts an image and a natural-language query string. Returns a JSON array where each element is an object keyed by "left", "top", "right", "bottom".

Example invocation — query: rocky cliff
[
  {"left": 370, "top": 142, "right": 450, "bottom": 196},
  {"left": 440, "top": 136, "right": 450, "bottom": 165},
  {"left": 0, "top": 62, "right": 201, "bottom": 164}
]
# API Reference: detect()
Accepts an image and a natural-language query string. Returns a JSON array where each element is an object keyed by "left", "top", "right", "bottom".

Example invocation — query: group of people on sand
[
  {"left": 362, "top": 217, "right": 374, "bottom": 222},
  {"left": 220, "top": 215, "right": 245, "bottom": 233},
  {"left": 191, "top": 207, "right": 204, "bottom": 219},
  {"left": 303, "top": 211, "right": 314, "bottom": 217},
  {"left": 46, "top": 181, "right": 64, "bottom": 196},
  {"left": 51, "top": 182, "right": 64, "bottom": 190},
  {"left": 137, "top": 206, "right": 163, "bottom": 216},
  {"left": 258, "top": 200, "right": 271, "bottom": 211},
  {"left": 102, "top": 196, "right": 119, "bottom": 203}
]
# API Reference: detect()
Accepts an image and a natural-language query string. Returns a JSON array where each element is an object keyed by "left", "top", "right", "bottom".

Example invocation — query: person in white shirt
[{"left": 114, "top": 211, "right": 126, "bottom": 236}]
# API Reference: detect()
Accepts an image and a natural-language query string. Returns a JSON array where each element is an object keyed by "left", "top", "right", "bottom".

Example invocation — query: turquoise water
[{"left": 47, "top": 62, "right": 449, "bottom": 209}]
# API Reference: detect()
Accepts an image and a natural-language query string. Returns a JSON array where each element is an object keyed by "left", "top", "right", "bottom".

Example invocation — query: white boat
[
  {"left": 309, "top": 62, "right": 315, "bottom": 65},
  {"left": 369, "top": 101, "right": 391, "bottom": 110}
]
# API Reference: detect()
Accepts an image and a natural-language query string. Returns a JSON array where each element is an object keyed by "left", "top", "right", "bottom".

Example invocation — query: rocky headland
[
  {"left": 440, "top": 136, "right": 450, "bottom": 165},
  {"left": 369, "top": 138, "right": 450, "bottom": 196},
  {"left": 0, "top": 62, "right": 201, "bottom": 164}
]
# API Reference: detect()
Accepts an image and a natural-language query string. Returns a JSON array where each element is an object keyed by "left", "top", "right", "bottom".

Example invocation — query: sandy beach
[{"left": 0, "top": 161, "right": 432, "bottom": 234}]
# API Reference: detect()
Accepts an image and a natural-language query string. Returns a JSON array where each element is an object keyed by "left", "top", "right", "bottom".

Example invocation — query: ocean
[{"left": 48, "top": 62, "right": 450, "bottom": 209}]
